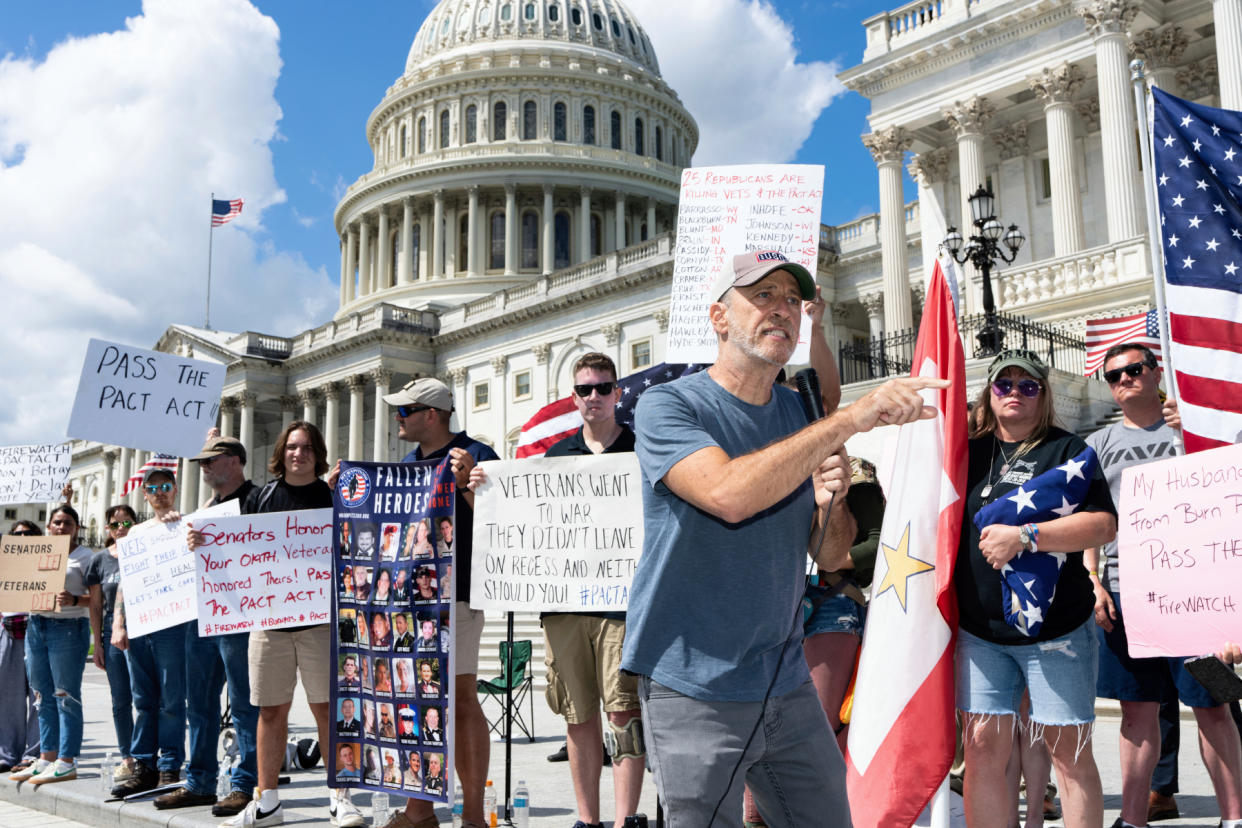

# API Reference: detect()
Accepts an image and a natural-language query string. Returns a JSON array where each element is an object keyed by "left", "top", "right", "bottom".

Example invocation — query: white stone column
[
  {"left": 1214, "top": 0, "right": 1242, "bottom": 108},
  {"left": 1080, "top": 0, "right": 1142, "bottom": 241},
  {"left": 323, "top": 382, "right": 341, "bottom": 467},
  {"left": 338, "top": 237, "right": 348, "bottom": 306},
  {"left": 943, "top": 96, "right": 994, "bottom": 235},
  {"left": 399, "top": 198, "right": 414, "bottom": 285},
  {"left": 467, "top": 186, "right": 479, "bottom": 276},
  {"left": 614, "top": 191, "right": 627, "bottom": 250},
  {"left": 238, "top": 391, "right": 256, "bottom": 455},
  {"left": 343, "top": 227, "right": 357, "bottom": 305},
  {"left": 1130, "top": 26, "right": 1189, "bottom": 93},
  {"left": 358, "top": 217, "right": 372, "bottom": 296},
  {"left": 128, "top": 451, "right": 147, "bottom": 511},
  {"left": 445, "top": 201, "right": 458, "bottom": 276},
  {"left": 377, "top": 209, "right": 391, "bottom": 290},
  {"left": 117, "top": 447, "right": 132, "bottom": 506},
  {"left": 579, "top": 187, "right": 591, "bottom": 263},
  {"left": 504, "top": 182, "right": 517, "bottom": 275},
  {"left": 299, "top": 389, "right": 318, "bottom": 427},
  {"left": 371, "top": 368, "right": 392, "bottom": 462},
  {"left": 908, "top": 148, "right": 952, "bottom": 285},
  {"left": 1030, "top": 64, "right": 1087, "bottom": 256},
  {"left": 280, "top": 395, "right": 297, "bottom": 432},
  {"left": 646, "top": 200, "right": 656, "bottom": 240},
  {"left": 863, "top": 127, "right": 914, "bottom": 334},
  {"left": 220, "top": 396, "right": 237, "bottom": 438},
  {"left": 432, "top": 191, "right": 445, "bottom": 279},
  {"left": 102, "top": 450, "right": 116, "bottom": 506},
  {"left": 347, "top": 375, "right": 366, "bottom": 462},
  {"left": 542, "top": 185, "right": 554, "bottom": 275},
  {"left": 179, "top": 458, "right": 199, "bottom": 513},
  {"left": 862, "top": 293, "right": 885, "bottom": 342}
]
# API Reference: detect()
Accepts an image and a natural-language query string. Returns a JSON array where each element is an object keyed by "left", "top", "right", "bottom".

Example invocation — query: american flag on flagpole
[
  {"left": 515, "top": 363, "right": 705, "bottom": 458},
  {"left": 1084, "top": 309, "right": 1163, "bottom": 376},
  {"left": 211, "top": 198, "right": 244, "bottom": 227},
  {"left": 1152, "top": 87, "right": 1242, "bottom": 452},
  {"left": 120, "top": 453, "right": 180, "bottom": 496}
]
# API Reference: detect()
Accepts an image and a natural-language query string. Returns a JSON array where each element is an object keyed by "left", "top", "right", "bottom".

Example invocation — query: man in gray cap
[
  {"left": 376, "top": 377, "right": 497, "bottom": 828},
  {"left": 193, "top": 432, "right": 255, "bottom": 509},
  {"left": 620, "top": 250, "right": 946, "bottom": 826}
]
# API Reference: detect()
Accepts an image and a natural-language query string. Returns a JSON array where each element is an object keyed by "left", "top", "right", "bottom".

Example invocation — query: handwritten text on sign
[
  {"left": 471, "top": 454, "right": 643, "bottom": 612},
  {"left": 0, "top": 535, "right": 70, "bottom": 613},
  {"left": 194, "top": 509, "right": 334, "bottom": 635},
  {"left": 117, "top": 500, "right": 240, "bottom": 637},
  {"left": 0, "top": 443, "right": 72, "bottom": 505},
  {"left": 665, "top": 164, "right": 825, "bottom": 365},
  {"left": 1119, "top": 442, "right": 1242, "bottom": 657},
  {"left": 68, "top": 338, "right": 226, "bottom": 457}
]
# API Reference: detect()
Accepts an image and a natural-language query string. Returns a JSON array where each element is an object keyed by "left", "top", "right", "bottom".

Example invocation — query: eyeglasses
[
  {"left": 1103, "top": 362, "right": 1147, "bottom": 385},
  {"left": 8, "top": 530, "right": 37, "bottom": 536},
  {"left": 573, "top": 382, "right": 616, "bottom": 398},
  {"left": 397, "top": 405, "right": 433, "bottom": 418},
  {"left": 108, "top": 520, "right": 135, "bottom": 530},
  {"left": 991, "top": 378, "right": 1042, "bottom": 398},
  {"left": 144, "top": 483, "right": 175, "bottom": 494}
]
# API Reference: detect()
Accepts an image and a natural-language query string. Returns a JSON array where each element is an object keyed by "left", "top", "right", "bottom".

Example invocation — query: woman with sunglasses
[
  {"left": 0, "top": 521, "right": 42, "bottom": 776},
  {"left": 955, "top": 350, "right": 1117, "bottom": 828},
  {"left": 85, "top": 504, "right": 139, "bottom": 784}
]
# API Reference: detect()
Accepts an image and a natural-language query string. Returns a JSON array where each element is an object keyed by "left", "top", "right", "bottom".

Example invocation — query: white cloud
[
  {"left": 0, "top": 0, "right": 336, "bottom": 446},
  {"left": 626, "top": 0, "right": 845, "bottom": 165}
]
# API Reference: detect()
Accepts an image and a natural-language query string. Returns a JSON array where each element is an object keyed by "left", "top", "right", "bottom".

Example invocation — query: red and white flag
[
  {"left": 845, "top": 261, "right": 966, "bottom": 827},
  {"left": 515, "top": 397, "right": 582, "bottom": 459},
  {"left": 1083, "top": 310, "right": 1163, "bottom": 377},
  {"left": 120, "top": 453, "right": 180, "bottom": 496}
]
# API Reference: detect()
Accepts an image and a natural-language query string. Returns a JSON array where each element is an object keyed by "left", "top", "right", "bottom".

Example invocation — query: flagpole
[
  {"left": 206, "top": 192, "right": 215, "bottom": 331},
  {"left": 1130, "top": 60, "right": 1180, "bottom": 404}
]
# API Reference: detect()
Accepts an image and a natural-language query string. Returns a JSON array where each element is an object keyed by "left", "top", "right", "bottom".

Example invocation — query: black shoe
[
  {"left": 111, "top": 762, "right": 159, "bottom": 798},
  {"left": 154, "top": 786, "right": 217, "bottom": 809},
  {"left": 547, "top": 743, "right": 568, "bottom": 762}
]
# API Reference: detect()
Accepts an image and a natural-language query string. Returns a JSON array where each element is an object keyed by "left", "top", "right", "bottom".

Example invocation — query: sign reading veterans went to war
[
  {"left": 330, "top": 459, "right": 456, "bottom": 803},
  {"left": 471, "top": 454, "right": 644, "bottom": 612},
  {"left": 116, "top": 499, "right": 240, "bottom": 638},
  {"left": 193, "top": 509, "right": 334, "bottom": 636},
  {"left": 1119, "top": 442, "right": 1242, "bottom": 657},
  {"left": 665, "top": 163, "right": 825, "bottom": 365},
  {"left": 0, "top": 443, "right": 72, "bottom": 505},
  {"left": 68, "top": 338, "right": 226, "bottom": 457},
  {"left": 0, "top": 535, "right": 71, "bottom": 612}
]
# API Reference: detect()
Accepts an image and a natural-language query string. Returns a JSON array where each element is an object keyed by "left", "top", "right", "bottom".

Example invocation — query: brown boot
[{"left": 1148, "top": 790, "right": 1179, "bottom": 822}]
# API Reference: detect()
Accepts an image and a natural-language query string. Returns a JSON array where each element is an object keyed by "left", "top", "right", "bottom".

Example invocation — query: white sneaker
[
  {"left": 330, "top": 791, "right": 366, "bottom": 828},
  {"left": 29, "top": 759, "right": 76, "bottom": 785},
  {"left": 8, "top": 758, "right": 50, "bottom": 782},
  {"left": 221, "top": 799, "right": 284, "bottom": 827}
]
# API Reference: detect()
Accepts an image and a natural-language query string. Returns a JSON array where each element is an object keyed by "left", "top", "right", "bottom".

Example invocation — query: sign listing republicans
[{"left": 330, "top": 459, "right": 456, "bottom": 803}]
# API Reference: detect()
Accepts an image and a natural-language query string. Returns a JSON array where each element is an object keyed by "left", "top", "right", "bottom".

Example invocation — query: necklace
[{"left": 981, "top": 438, "right": 1019, "bottom": 499}]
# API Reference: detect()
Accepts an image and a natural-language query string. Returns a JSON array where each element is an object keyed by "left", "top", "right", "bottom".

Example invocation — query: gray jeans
[{"left": 638, "top": 676, "right": 852, "bottom": 828}]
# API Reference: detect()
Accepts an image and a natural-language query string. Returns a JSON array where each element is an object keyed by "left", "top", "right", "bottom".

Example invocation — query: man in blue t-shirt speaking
[{"left": 620, "top": 250, "right": 945, "bottom": 827}]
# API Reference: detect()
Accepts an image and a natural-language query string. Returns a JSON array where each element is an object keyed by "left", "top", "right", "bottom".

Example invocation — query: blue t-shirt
[{"left": 620, "top": 370, "right": 814, "bottom": 702}]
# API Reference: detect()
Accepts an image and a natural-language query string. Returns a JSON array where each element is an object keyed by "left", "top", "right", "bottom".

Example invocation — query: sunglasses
[
  {"left": 108, "top": 520, "right": 135, "bottom": 530},
  {"left": 397, "top": 404, "right": 433, "bottom": 418},
  {"left": 8, "top": 530, "right": 38, "bottom": 537},
  {"left": 991, "top": 378, "right": 1042, "bottom": 398},
  {"left": 144, "top": 482, "right": 175, "bottom": 494},
  {"left": 573, "top": 382, "right": 616, "bottom": 398},
  {"left": 1103, "top": 362, "right": 1147, "bottom": 385}
]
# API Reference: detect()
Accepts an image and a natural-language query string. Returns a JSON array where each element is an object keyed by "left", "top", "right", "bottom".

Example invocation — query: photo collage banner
[{"left": 329, "top": 459, "right": 456, "bottom": 803}]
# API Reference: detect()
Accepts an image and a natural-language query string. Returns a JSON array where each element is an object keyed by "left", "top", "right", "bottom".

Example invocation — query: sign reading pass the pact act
[{"left": 68, "top": 338, "right": 226, "bottom": 457}]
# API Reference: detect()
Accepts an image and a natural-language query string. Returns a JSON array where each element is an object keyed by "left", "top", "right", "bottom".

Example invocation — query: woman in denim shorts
[{"left": 955, "top": 351, "right": 1117, "bottom": 828}]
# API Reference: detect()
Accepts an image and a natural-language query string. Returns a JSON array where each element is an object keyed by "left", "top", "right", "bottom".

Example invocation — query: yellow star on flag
[{"left": 873, "top": 522, "right": 935, "bottom": 612}]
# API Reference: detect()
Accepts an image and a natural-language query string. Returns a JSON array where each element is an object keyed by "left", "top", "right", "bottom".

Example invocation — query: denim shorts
[
  {"left": 1096, "top": 590, "right": 1216, "bottom": 708},
  {"left": 802, "top": 585, "right": 865, "bottom": 638},
  {"left": 955, "top": 620, "right": 1098, "bottom": 725}
]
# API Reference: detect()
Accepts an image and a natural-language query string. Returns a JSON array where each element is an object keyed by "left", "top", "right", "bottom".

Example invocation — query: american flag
[
  {"left": 1152, "top": 87, "right": 1242, "bottom": 452},
  {"left": 515, "top": 363, "right": 705, "bottom": 458},
  {"left": 120, "top": 453, "right": 180, "bottom": 496},
  {"left": 1084, "top": 309, "right": 1163, "bottom": 376},
  {"left": 211, "top": 198, "right": 244, "bottom": 227}
]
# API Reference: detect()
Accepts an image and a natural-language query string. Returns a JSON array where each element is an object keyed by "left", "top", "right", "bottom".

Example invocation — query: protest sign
[
  {"left": 193, "top": 509, "right": 334, "bottom": 636},
  {"left": 330, "top": 459, "right": 456, "bottom": 803},
  {"left": 470, "top": 453, "right": 643, "bottom": 612},
  {"left": 665, "top": 163, "right": 825, "bottom": 365},
  {"left": 0, "top": 535, "right": 71, "bottom": 613},
  {"left": 68, "top": 338, "right": 226, "bottom": 457},
  {"left": 116, "top": 499, "right": 239, "bottom": 637},
  {"left": 0, "top": 443, "right": 72, "bottom": 506},
  {"left": 1119, "top": 441, "right": 1242, "bottom": 657}
]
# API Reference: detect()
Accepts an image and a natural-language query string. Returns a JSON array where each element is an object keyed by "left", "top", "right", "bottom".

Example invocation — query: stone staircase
[{"left": 476, "top": 611, "right": 547, "bottom": 688}]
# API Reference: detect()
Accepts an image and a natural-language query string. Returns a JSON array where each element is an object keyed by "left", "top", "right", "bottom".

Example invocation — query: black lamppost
[{"left": 942, "top": 185, "right": 1026, "bottom": 357}]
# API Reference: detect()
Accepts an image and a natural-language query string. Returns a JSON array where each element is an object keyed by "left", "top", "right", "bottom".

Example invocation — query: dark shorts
[{"left": 1096, "top": 590, "right": 1216, "bottom": 708}]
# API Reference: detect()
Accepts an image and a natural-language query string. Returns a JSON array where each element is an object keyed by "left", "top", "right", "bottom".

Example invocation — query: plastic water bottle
[
  {"left": 512, "top": 779, "right": 530, "bottom": 828},
  {"left": 216, "top": 760, "right": 231, "bottom": 798},
  {"left": 483, "top": 779, "right": 497, "bottom": 827},
  {"left": 451, "top": 783, "right": 464, "bottom": 827},
  {"left": 371, "top": 791, "right": 390, "bottom": 827},
  {"left": 100, "top": 751, "right": 115, "bottom": 795}
]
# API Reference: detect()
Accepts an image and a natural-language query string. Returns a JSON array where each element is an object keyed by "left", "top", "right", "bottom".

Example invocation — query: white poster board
[
  {"left": 470, "top": 454, "right": 643, "bottom": 612},
  {"left": 68, "top": 338, "right": 226, "bottom": 456},
  {"left": 193, "top": 509, "right": 334, "bottom": 635},
  {"left": 665, "top": 164, "right": 825, "bottom": 365},
  {"left": 117, "top": 499, "right": 240, "bottom": 637},
  {"left": 0, "top": 443, "right": 72, "bottom": 505}
]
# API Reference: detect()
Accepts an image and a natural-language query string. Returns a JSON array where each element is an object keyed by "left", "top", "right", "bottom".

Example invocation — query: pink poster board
[{"left": 1118, "top": 441, "right": 1242, "bottom": 657}]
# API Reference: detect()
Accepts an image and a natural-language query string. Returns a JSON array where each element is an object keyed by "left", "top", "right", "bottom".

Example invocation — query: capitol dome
[{"left": 332, "top": 0, "right": 698, "bottom": 317}]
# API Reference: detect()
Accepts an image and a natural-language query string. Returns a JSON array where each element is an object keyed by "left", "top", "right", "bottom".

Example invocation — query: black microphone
[{"left": 794, "top": 368, "right": 825, "bottom": 422}]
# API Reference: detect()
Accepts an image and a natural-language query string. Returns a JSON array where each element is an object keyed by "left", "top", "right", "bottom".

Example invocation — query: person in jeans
[
  {"left": 10, "top": 504, "right": 93, "bottom": 785},
  {"left": 1, "top": 522, "right": 50, "bottom": 777},
  {"left": 85, "top": 504, "right": 139, "bottom": 785}
]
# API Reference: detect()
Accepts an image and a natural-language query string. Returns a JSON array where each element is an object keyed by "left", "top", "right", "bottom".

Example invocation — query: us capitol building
[{"left": 61, "top": 0, "right": 1239, "bottom": 544}]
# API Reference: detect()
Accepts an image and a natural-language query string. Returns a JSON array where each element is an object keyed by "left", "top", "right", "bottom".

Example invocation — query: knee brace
[{"left": 604, "top": 717, "right": 645, "bottom": 760}]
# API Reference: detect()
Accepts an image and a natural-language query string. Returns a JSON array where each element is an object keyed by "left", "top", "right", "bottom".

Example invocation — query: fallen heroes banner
[{"left": 329, "top": 459, "right": 456, "bottom": 803}]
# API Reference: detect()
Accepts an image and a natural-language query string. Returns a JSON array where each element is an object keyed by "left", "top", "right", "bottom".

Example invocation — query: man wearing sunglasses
[
  {"left": 376, "top": 376, "right": 497, "bottom": 828},
  {"left": 1086, "top": 343, "right": 1242, "bottom": 828}
]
